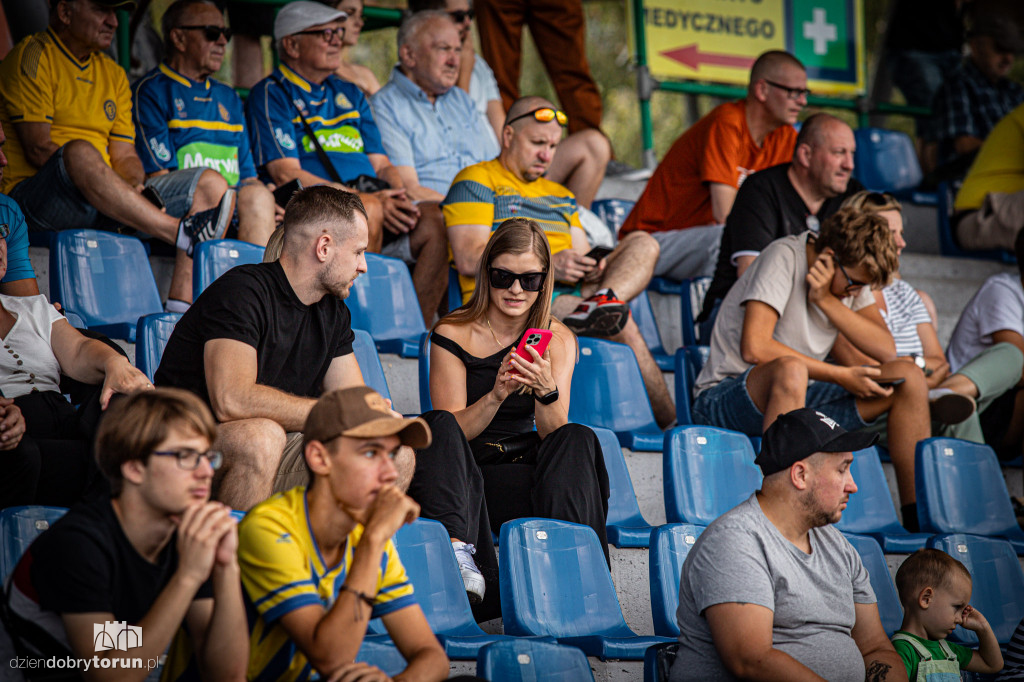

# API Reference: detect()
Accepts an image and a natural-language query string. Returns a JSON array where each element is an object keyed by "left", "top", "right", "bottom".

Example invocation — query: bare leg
[
  {"left": 213, "top": 418, "right": 287, "bottom": 510},
  {"left": 581, "top": 231, "right": 659, "bottom": 301},
  {"left": 61, "top": 140, "right": 180, "bottom": 241},
  {"left": 546, "top": 129, "right": 611, "bottom": 209},
  {"left": 395, "top": 446, "right": 415, "bottom": 493},
  {"left": 236, "top": 182, "right": 277, "bottom": 246},
  {"left": 744, "top": 356, "right": 811, "bottom": 431},
  {"left": 408, "top": 202, "right": 449, "bottom": 326},
  {"left": 936, "top": 373, "right": 980, "bottom": 398},
  {"left": 167, "top": 170, "right": 229, "bottom": 304}
]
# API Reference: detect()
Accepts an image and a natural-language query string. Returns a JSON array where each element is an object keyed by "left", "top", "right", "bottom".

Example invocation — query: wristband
[{"left": 340, "top": 584, "right": 376, "bottom": 619}]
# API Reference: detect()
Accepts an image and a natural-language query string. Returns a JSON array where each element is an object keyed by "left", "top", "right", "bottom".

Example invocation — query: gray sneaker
[
  {"left": 177, "top": 188, "right": 235, "bottom": 257},
  {"left": 451, "top": 541, "right": 485, "bottom": 603}
]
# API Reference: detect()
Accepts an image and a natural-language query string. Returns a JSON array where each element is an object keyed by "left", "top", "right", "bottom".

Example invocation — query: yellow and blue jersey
[
  {"left": 0, "top": 28, "right": 134, "bottom": 193},
  {"left": 237, "top": 487, "right": 416, "bottom": 682},
  {"left": 245, "top": 64, "right": 384, "bottom": 184},
  {"left": 443, "top": 158, "right": 581, "bottom": 298},
  {"left": 132, "top": 63, "right": 256, "bottom": 186}
]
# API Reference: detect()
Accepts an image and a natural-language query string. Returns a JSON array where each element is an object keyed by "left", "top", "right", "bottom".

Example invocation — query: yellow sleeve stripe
[
  {"left": 110, "top": 132, "right": 134, "bottom": 141},
  {"left": 289, "top": 111, "right": 360, "bottom": 127},
  {"left": 167, "top": 119, "right": 245, "bottom": 132}
]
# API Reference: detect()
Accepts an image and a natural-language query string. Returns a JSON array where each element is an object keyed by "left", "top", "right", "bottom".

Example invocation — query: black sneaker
[
  {"left": 177, "top": 188, "right": 235, "bottom": 257},
  {"left": 563, "top": 288, "right": 630, "bottom": 337}
]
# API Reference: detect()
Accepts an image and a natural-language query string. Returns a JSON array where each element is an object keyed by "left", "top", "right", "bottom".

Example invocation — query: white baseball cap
[{"left": 274, "top": 1, "right": 348, "bottom": 41}]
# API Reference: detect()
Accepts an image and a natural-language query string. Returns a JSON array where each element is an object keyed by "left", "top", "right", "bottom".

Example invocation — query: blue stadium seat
[
  {"left": 499, "top": 517, "right": 674, "bottom": 659},
  {"left": 663, "top": 425, "right": 761, "bottom": 525},
  {"left": 63, "top": 311, "right": 86, "bottom": 329},
  {"left": 644, "top": 642, "right": 679, "bottom": 682},
  {"left": 649, "top": 523, "right": 705, "bottom": 637},
  {"left": 928, "top": 534, "right": 1024, "bottom": 646},
  {"left": 853, "top": 127, "right": 936, "bottom": 205},
  {"left": 590, "top": 198, "right": 635, "bottom": 234},
  {"left": 0, "top": 506, "right": 67, "bottom": 580},
  {"left": 136, "top": 312, "right": 182, "bottom": 382},
  {"left": 192, "top": 238, "right": 265, "bottom": 297},
  {"left": 680, "top": 276, "right": 713, "bottom": 347},
  {"left": 568, "top": 338, "right": 663, "bottom": 451},
  {"left": 936, "top": 181, "right": 1015, "bottom": 263},
  {"left": 447, "top": 267, "right": 463, "bottom": 313},
  {"left": 229, "top": 510, "right": 245, "bottom": 523},
  {"left": 352, "top": 328, "right": 391, "bottom": 402},
  {"left": 916, "top": 438, "right": 1024, "bottom": 554},
  {"left": 593, "top": 426, "right": 655, "bottom": 548},
  {"left": 476, "top": 639, "right": 594, "bottom": 682},
  {"left": 49, "top": 230, "right": 163, "bottom": 342},
  {"left": 418, "top": 333, "right": 433, "bottom": 413},
  {"left": 629, "top": 290, "right": 672, "bottom": 371},
  {"left": 356, "top": 639, "right": 408, "bottom": 678},
  {"left": 28, "top": 230, "right": 56, "bottom": 249},
  {"left": 369, "top": 518, "right": 517, "bottom": 658},
  {"left": 347, "top": 253, "right": 427, "bottom": 357},
  {"left": 841, "top": 533, "right": 904, "bottom": 636},
  {"left": 673, "top": 346, "right": 709, "bottom": 426},
  {"left": 834, "top": 446, "right": 930, "bottom": 552}
]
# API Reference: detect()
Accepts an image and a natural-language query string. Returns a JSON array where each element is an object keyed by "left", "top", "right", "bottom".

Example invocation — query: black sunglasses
[
  {"left": 448, "top": 9, "right": 474, "bottom": 22},
  {"left": 176, "top": 25, "right": 233, "bottom": 42},
  {"left": 488, "top": 267, "right": 546, "bottom": 292}
]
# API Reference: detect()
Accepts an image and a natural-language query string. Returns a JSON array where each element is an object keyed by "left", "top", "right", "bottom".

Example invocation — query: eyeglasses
[
  {"left": 295, "top": 26, "right": 347, "bottom": 43},
  {"left": 488, "top": 267, "right": 546, "bottom": 292},
  {"left": 0, "top": 223, "right": 9, "bottom": 239},
  {"left": 764, "top": 79, "right": 811, "bottom": 101},
  {"left": 176, "top": 25, "right": 233, "bottom": 42},
  {"left": 836, "top": 261, "right": 868, "bottom": 293},
  {"left": 152, "top": 449, "right": 223, "bottom": 471},
  {"left": 448, "top": 9, "right": 474, "bottom": 22},
  {"left": 505, "top": 107, "right": 568, "bottom": 127}
]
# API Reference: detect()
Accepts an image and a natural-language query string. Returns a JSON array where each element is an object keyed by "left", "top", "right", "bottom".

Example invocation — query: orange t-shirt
[{"left": 620, "top": 100, "right": 796, "bottom": 235}]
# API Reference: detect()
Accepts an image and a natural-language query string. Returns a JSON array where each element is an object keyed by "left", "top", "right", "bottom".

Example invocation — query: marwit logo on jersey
[
  {"left": 275, "top": 127, "right": 296, "bottom": 150},
  {"left": 149, "top": 137, "right": 171, "bottom": 162},
  {"left": 179, "top": 142, "right": 241, "bottom": 186},
  {"left": 301, "top": 125, "right": 364, "bottom": 154}
]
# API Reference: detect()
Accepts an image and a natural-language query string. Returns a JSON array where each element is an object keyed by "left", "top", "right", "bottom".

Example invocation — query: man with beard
[{"left": 671, "top": 408, "right": 907, "bottom": 682}]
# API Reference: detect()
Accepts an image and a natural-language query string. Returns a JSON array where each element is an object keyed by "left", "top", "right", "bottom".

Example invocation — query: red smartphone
[{"left": 511, "top": 328, "right": 553, "bottom": 374}]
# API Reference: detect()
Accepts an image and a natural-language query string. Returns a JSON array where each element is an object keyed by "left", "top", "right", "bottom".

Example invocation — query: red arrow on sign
[{"left": 660, "top": 44, "right": 757, "bottom": 70}]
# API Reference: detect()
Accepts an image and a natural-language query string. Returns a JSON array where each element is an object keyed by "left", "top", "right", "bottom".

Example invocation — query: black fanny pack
[{"left": 474, "top": 431, "right": 541, "bottom": 466}]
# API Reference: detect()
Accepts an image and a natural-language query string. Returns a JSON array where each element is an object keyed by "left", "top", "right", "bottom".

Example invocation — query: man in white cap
[{"left": 245, "top": 0, "right": 449, "bottom": 325}]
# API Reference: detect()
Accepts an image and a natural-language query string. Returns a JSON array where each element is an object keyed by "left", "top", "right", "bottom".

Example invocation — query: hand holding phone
[
  {"left": 511, "top": 328, "right": 553, "bottom": 375},
  {"left": 874, "top": 377, "right": 905, "bottom": 389},
  {"left": 585, "top": 245, "right": 614, "bottom": 262}
]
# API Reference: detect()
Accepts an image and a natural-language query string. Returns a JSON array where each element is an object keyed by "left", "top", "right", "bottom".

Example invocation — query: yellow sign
[{"left": 631, "top": 0, "right": 865, "bottom": 95}]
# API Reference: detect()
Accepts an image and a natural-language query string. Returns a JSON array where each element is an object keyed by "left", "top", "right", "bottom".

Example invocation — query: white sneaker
[{"left": 451, "top": 541, "right": 485, "bottom": 603}]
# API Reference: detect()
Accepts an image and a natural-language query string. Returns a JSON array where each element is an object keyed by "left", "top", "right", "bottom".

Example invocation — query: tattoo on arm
[{"left": 865, "top": 661, "right": 891, "bottom": 681}]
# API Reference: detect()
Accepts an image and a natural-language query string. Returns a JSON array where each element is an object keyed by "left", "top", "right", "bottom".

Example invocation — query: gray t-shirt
[
  {"left": 696, "top": 232, "right": 875, "bottom": 392},
  {"left": 671, "top": 494, "right": 876, "bottom": 682},
  {"left": 947, "top": 272, "right": 1024, "bottom": 372}
]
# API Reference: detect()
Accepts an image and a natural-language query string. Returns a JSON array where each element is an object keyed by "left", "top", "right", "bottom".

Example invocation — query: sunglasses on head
[
  {"left": 448, "top": 9, "right": 474, "bottom": 22},
  {"left": 505, "top": 107, "right": 568, "bottom": 127},
  {"left": 488, "top": 267, "right": 546, "bottom": 292},
  {"left": 176, "top": 25, "right": 233, "bottom": 42}
]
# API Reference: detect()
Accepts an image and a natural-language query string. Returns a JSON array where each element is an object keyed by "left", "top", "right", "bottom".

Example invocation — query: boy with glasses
[{"left": 4, "top": 389, "right": 249, "bottom": 681}]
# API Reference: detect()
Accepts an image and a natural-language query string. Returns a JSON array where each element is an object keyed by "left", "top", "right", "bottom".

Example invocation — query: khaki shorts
[{"left": 273, "top": 432, "right": 309, "bottom": 493}]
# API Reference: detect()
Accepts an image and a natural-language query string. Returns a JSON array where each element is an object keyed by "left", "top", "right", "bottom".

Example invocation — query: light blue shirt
[{"left": 371, "top": 67, "right": 499, "bottom": 195}]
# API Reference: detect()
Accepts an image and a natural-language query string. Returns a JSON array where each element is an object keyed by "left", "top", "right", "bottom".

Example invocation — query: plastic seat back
[
  {"left": 590, "top": 199, "right": 635, "bottom": 233},
  {"left": 929, "top": 534, "right": 1024, "bottom": 645},
  {"left": 499, "top": 518, "right": 634, "bottom": 638},
  {"left": 680, "top": 277, "right": 712, "bottom": 347},
  {"left": 663, "top": 425, "right": 761, "bottom": 525},
  {"left": 352, "top": 328, "right": 391, "bottom": 401},
  {"left": 418, "top": 333, "right": 432, "bottom": 412},
  {"left": 629, "top": 291, "right": 671, "bottom": 371},
  {"left": 673, "top": 346, "right": 709, "bottom": 426},
  {"left": 49, "top": 230, "right": 163, "bottom": 342},
  {"left": 569, "top": 338, "right": 661, "bottom": 451},
  {"left": 916, "top": 438, "right": 1024, "bottom": 541},
  {"left": 593, "top": 426, "right": 654, "bottom": 547},
  {"left": 842, "top": 533, "right": 903, "bottom": 636},
  {"left": 835, "top": 446, "right": 908, "bottom": 536},
  {"left": 192, "top": 239, "right": 265, "bottom": 297},
  {"left": 136, "top": 312, "right": 182, "bottom": 382},
  {"left": 347, "top": 253, "right": 427, "bottom": 357},
  {"left": 1, "top": 506, "right": 67, "bottom": 580},
  {"left": 650, "top": 524, "right": 705, "bottom": 637},
  {"left": 476, "top": 639, "right": 595, "bottom": 682},
  {"left": 853, "top": 127, "right": 923, "bottom": 194}
]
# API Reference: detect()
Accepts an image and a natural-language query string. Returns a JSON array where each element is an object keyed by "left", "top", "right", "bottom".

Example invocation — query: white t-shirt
[
  {"left": 947, "top": 272, "right": 1024, "bottom": 373},
  {"left": 696, "top": 233, "right": 875, "bottom": 392},
  {"left": 469, "top": 56, "right": 501, "bottom": 149},
  {"left": 0, "top": 294, "right": 64, "bottom": 398},
  {"left": 880, "top": 278, "right": 932, "bottom": 357}
]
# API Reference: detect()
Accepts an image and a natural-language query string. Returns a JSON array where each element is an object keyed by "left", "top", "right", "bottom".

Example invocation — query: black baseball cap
[
  {"left": 756, "top": 408, "right": 878, "bottom": 476},
  {"left": 969, "top": 14, "right": 1024, "bottom": 54}
]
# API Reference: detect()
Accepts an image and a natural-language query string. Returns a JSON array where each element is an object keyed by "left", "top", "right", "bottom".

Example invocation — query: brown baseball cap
[{"left": 304, "top": 386, "right": 431, "bottom": 449}]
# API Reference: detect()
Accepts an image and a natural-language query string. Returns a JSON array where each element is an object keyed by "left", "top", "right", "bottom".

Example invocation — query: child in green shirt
[{"left": 892, "top": 548, "right": 1003, "bottom": 680}]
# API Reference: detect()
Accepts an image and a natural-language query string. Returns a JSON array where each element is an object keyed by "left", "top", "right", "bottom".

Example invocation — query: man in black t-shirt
[
  {"left": 4, "top": 389, "right": 248, "bottom": 681},
  {"left": 702, "top": 114, "right": 862, "bottom": 319}
]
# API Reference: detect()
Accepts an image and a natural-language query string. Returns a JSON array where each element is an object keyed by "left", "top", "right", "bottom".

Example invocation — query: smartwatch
[
  {"left": 535, "top": 388, "right": 559, "bottom": 405},
  {"left": 910, "top": 353, "right": 926, "bottom": 370}
]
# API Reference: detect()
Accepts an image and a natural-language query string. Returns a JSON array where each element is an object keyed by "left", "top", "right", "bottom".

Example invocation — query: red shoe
[{"left": 563, "top": 288, "right": 630, "bottom": 336}]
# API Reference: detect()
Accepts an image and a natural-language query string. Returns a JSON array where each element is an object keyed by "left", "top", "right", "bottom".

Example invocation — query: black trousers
[{"left": 407, "top": 413, "right": 609, "bottom": 621}]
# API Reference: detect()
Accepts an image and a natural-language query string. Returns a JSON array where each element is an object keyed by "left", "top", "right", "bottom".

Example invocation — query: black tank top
[{"left": 430, "top": 330, "right": 535, "bottom": 444}]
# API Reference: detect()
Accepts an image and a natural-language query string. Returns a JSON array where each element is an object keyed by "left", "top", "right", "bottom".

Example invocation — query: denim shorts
[
  {"left": 692, "top": 366, "right": 869, "bottom": 436},
  {"left": 10, "top": 143, "right": 204, "bottom": 233}
]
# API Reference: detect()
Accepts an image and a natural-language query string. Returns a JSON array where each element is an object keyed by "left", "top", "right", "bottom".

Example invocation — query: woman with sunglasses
[
  {"left": 832, "top": 191, "right": 1023, "bottom": 443},
  {"left": 328, "top": 0, "right": 383, "bottom": 96},
  {"left": 428, "top": 218, "right": 610, "bottom": 558}
]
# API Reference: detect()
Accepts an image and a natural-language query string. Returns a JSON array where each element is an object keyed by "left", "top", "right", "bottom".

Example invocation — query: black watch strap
[{"left": 535, "top": 388, "right": 559, "bottom": 405}]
